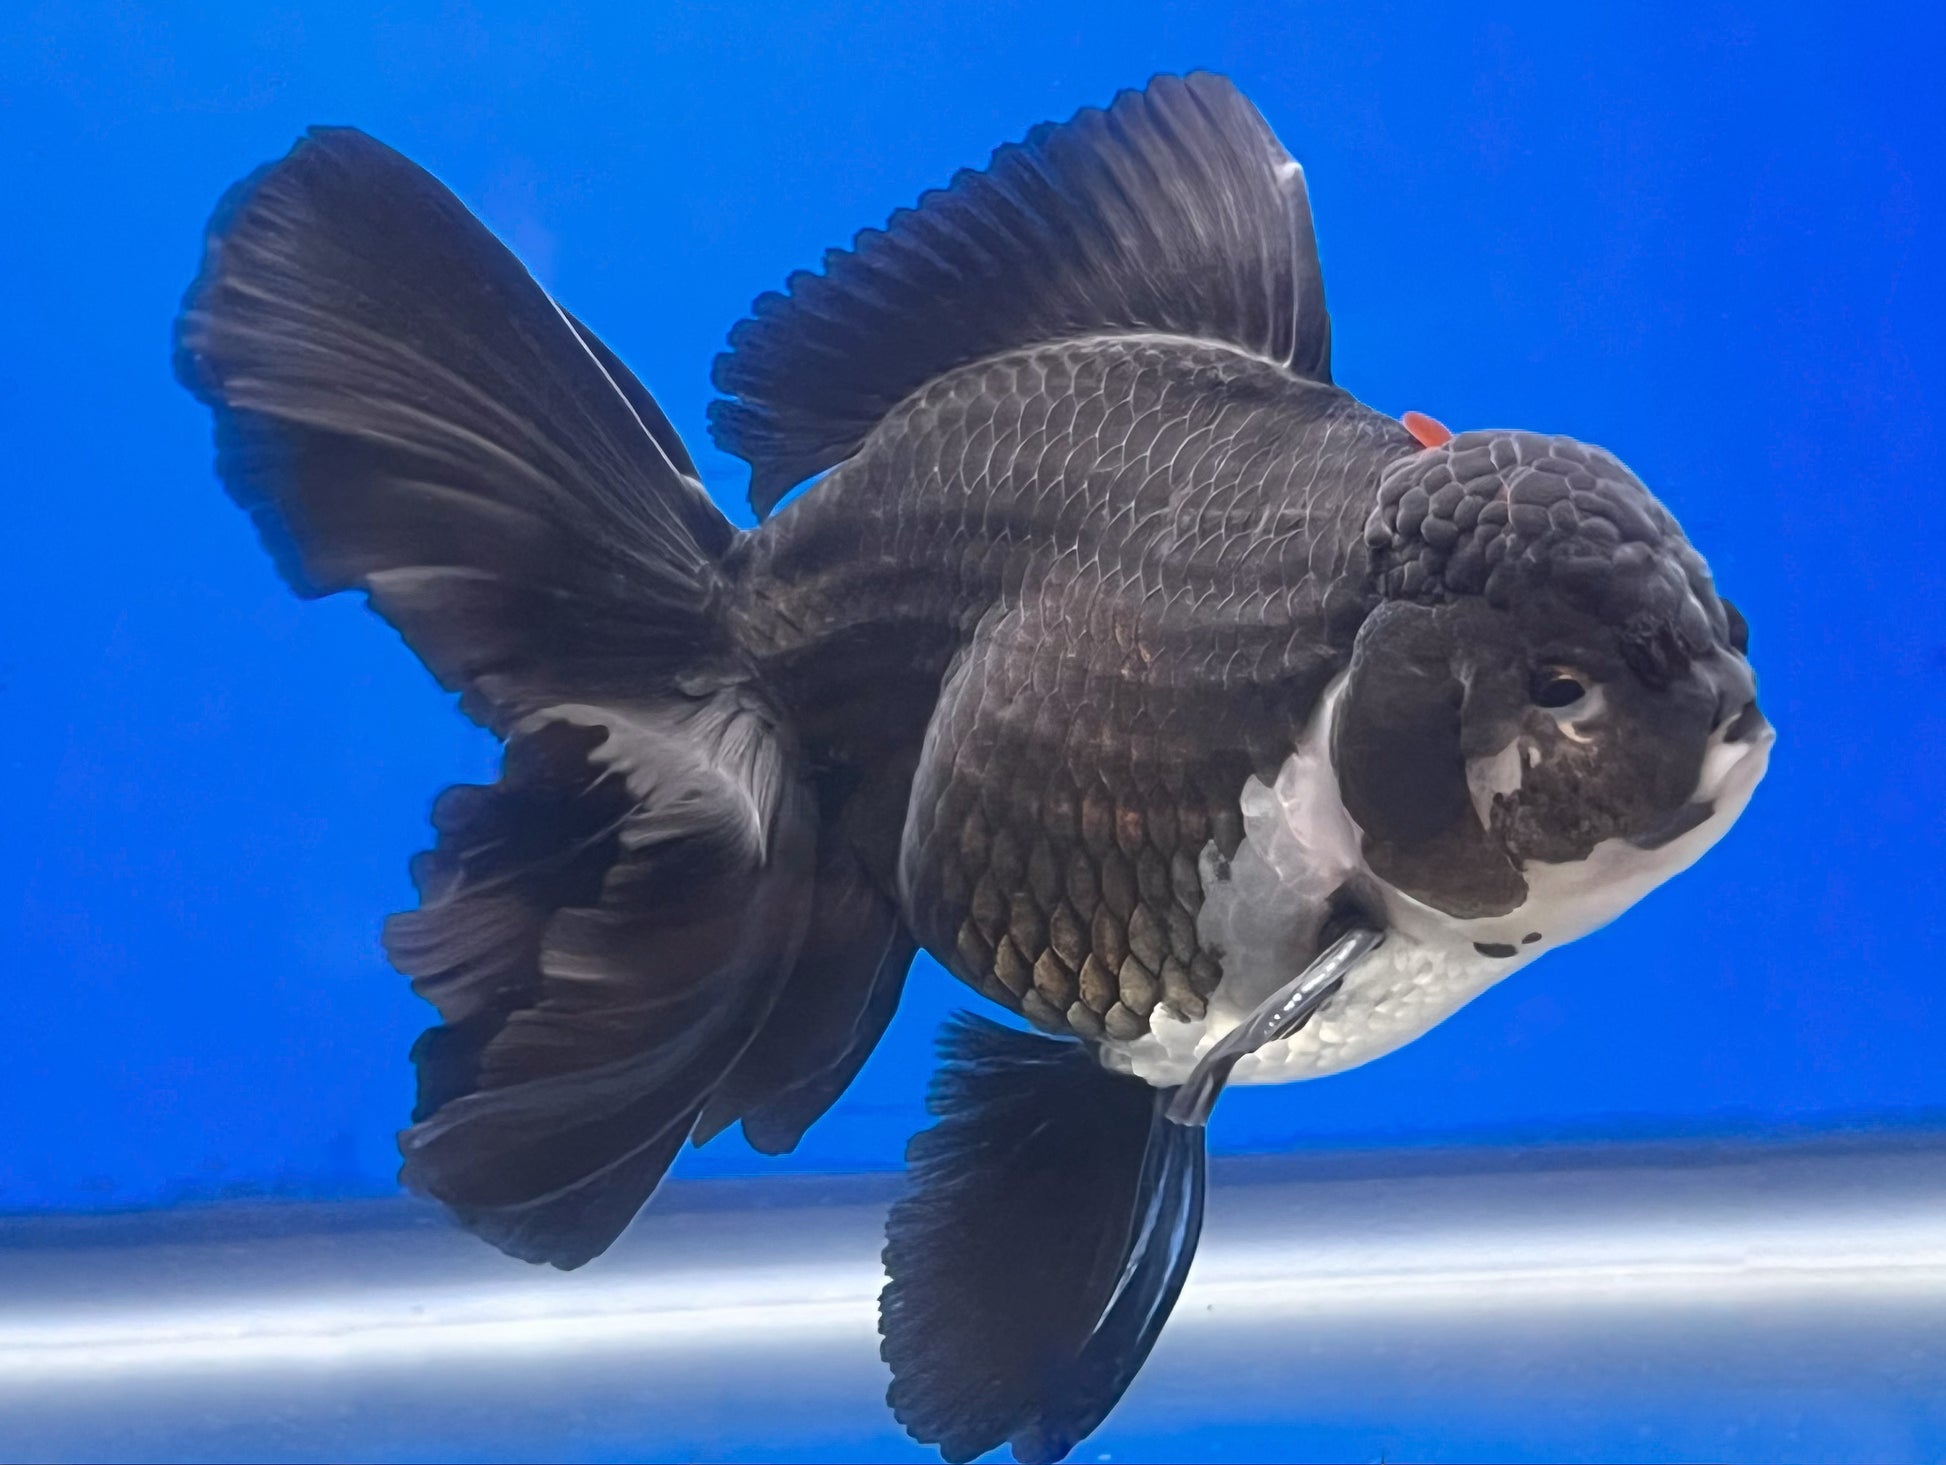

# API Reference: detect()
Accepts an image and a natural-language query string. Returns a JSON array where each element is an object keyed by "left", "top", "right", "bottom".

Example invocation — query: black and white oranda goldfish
[{"left": 176, "top": 71, "right": 1772, "bottom": 1465}]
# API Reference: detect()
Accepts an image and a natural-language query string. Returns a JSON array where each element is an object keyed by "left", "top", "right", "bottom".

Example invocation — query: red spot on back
[{"left": 1402, "top": 410, "right": 1453, "bottom": 449}]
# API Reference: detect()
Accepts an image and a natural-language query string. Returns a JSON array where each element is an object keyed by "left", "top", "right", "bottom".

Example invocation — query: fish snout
[
  {"left": 1700, "top": 648, "right": 1768, "bottom": 746},
  {"left": 1722, "top": 698, "right": 1770, "bottom": 745}
]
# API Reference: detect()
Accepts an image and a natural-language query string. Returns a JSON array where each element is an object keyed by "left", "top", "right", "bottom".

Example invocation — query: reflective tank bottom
[{"left": 3, "top": 1133, "right": 1943, "bottom": 1463}]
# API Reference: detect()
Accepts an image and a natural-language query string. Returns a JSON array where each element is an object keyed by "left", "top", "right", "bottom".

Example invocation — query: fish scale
[
  {"left": 950, "top": 759, "right": 1221, "bottom": 1038},
  {"left": 741, "top": 335, "right": 1400, "bottom": 1042}
]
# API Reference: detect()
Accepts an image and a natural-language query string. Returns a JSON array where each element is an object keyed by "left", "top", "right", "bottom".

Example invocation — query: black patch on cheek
[
  {"left": 1628, "top": 799, "right": 1715, "bottom": 851},
  {"left": 1522, "top": 931, "right": 1542, "bottom": 944},
  {"left": 1473, "top": 941, "right": 1519, "bottom": 959},
  {"left": 1501, "top": 668, "right": 1717, "bottom": 865},
  {"left": 1493, "top": 737, "right": 1619, "bottom": 863}
]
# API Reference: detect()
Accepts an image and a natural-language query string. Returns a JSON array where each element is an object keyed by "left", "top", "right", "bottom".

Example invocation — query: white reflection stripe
[
  {"left": 6, "top": 1209, "right": 1945, "bottom": 1381},
  {"left": 0, "top": 1297, "right": 877, "bottom": 1377}
]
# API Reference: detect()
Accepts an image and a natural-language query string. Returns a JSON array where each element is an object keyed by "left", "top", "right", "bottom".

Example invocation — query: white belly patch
[
  {"left": 1097, "top": 671, "right": 1773, "bottom": 1089},
  {"left": 1099, "top": 933, "right": 1519, "bottom": 1087}
]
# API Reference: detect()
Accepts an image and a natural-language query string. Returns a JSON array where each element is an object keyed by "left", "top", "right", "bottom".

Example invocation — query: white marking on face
[
  {"left": 1467, "top": 740, "right": 1524, "bottom": 831},
  {"left": 1097, "top": 672, "right": 1774, "bottom": 1089}
]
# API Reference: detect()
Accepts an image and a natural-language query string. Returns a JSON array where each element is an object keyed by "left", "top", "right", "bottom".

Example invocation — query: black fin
[
  {"left": 561, "top": 307, "right": 703, "bottom": 485},
  {"left": 175, "top": 127, "right": 733, "bottom": 734},
  {"left": 388, "top": 698, "right": 817, "bottom": 1269},
  {"left": 694, "top": 846, "right": 917, "bottom": 1154},
  {"left": 712, "top": 70, "right": 1331, "bottom": 518},
  {"left": 881, "top": 1016, "right": 1207, "bottom": 1464},
  {"left": 176, "top": 130, "right": 834, "bottom": 1269}
]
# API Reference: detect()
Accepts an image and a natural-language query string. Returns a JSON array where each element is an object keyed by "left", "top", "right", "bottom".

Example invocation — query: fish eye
[{"left": 1531, "top": 670, "right": 1588, "bottom": 710}]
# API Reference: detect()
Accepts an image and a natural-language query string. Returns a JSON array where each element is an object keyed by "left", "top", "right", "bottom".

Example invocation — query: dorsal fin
[{"left": 710, "top": 71, "right": 1332, "bottom": 518}]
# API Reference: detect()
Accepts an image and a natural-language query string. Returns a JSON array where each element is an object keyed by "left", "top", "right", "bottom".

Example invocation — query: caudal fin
[
  {"left": 176, "top": 127, "right": 735, "bottom": 734},
  {"left": 176, "top": 129, "right": 906, "bottom": 1267},
  {"left": 881, "top": 1016, "right": 1206, "bottom": 1464}
]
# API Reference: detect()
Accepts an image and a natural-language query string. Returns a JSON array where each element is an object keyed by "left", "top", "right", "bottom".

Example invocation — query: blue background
[{"left": 2, "top": 0, "right": 1940, "bottom": 1213}]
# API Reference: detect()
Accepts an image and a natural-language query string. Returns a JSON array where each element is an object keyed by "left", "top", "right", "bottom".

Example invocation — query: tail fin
[
  {"left": 176, "top": 129, "right": 902, "bottom": 1267},
  {"left": 176, "top": 127, "right": 734, "bottom": 736},
  {"left": 383, "top": 695, "right": 814, "bottom": 1268},
  {"left": 881, "top": 1016, "right": 1207, "bottom": 1465}
]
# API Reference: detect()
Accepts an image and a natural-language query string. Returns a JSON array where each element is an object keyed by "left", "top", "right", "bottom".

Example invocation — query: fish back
[{"left": 711, "top": 71, "right": 1334, "bottom": 519}]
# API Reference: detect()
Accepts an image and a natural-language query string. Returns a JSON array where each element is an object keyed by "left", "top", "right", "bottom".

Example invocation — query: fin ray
[
  {"left": 880, "top": 1015, "right": 1207, "bottom": 1463},
  {"left": 695, "top": 849, "right": 917, "bottom": 1154},
  {"left": 388, "top": 696, "right": 817, "bottom": 1270},
  {"left": 712, "top": 71, "right": 1330, "bottom": 517},
  {"left": 175, "top": 126, "right": 732, "bottom": 733}
]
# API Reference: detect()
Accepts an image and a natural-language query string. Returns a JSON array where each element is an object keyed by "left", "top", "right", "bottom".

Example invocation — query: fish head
[{"left": 1333, "top": 430, "right": 1771, "bottom": 936}]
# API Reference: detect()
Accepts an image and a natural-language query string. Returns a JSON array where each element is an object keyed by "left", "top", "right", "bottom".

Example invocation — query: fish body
[
  {"left": 176, "top": 73, "right": 1769, "bottom": 1464},
  {"left": 733, "top": 336, "right": 1393, "bottom": 1046}
]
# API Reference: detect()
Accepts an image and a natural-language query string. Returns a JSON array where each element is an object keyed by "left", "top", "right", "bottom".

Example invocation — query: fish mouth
[
  {"left": 1723, "top": 699, "right": 1769, "bottom": 745},
  {"left": 1629, "top": 700, "right": 1774, "bottom": 852},
  {"left": 1701, "top": 701, "right": 1776, "bottom": 794}
]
